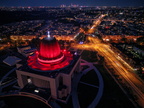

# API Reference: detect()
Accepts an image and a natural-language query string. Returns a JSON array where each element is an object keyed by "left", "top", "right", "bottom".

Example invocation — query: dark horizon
[{"left": 0, "top": 0, "right": 144, "bottom": 7}]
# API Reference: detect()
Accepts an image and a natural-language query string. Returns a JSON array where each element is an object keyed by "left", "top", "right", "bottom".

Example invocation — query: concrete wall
[
  {"left": 16, "top": 70, "right": 57, "bottom": 98},
  {"left": 16, "top": 57, "right": 81, "bottom": 99}
]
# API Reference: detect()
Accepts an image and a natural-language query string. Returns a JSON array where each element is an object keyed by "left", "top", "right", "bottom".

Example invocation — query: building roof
[
  {"left": 27, "top": 35, "right": 73, "bottom": 71},
  {"left": 3, "top": 56, "right": 21, "bottom": 66},
  {"left": 17, "top": 53, "right": 80, "bottom": 78}
]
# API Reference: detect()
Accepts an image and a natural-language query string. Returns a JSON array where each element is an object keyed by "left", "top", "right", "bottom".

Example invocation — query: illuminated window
[
  {"left": 27, "top": 76, "right": 32, "bottom": 83},
  {"left": 34, "top": 89, "right": 39, "bottom": 93}
]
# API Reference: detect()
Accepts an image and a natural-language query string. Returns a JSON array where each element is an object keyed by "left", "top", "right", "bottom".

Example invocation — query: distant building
[
  {"left": 17, "top": 45, "right": 36, "bottom": 57},
  {"left": 3, "top": 56, "right": 21, "bottom": 66},
  {"left": 10, "top": 35, "right": 36, "bottom": 41}
]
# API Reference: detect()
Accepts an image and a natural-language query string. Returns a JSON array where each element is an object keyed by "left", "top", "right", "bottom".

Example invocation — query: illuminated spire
[{"left": 47, "top": 31, "right": 50, "bottom": 38}]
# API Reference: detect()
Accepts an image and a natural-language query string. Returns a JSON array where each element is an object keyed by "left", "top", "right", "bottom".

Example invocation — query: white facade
[{"left": 16, "top": 57, "right": 81, "bottom": 100}]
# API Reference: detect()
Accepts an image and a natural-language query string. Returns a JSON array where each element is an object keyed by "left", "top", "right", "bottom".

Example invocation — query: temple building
[{"left": 16, "top": 31, "right": 81, "bottom": 102}]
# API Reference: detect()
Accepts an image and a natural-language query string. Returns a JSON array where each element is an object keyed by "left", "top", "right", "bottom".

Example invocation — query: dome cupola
[
  {"left": 38, "top": 31, "right": 64, "bottom": 64},
  {"left": 27, "top": 31, "right": 73, "bottom": 71}
]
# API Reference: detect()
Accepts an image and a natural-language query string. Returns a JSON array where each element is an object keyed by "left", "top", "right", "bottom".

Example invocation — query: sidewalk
[{"left": 72, "top": 59, "right": 104, "bottom": 108}]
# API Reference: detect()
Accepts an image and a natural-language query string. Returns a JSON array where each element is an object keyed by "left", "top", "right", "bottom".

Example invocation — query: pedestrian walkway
[
  {"left": 88, "top": 64, "right": 104, "bottom": 108},
  {"left": 0, "top": 68, "right": 17, "bottom": 93},
  {"left": 0, "top": 67, "right": 16, "bottom": 83},
  {"left": 49, "top": 101, "right": 61, "bottom": 108},
  {"left": 72, "top": 59, "right": 104, "bottom": 108},
  {"left": 79, "top": 81, "right": 99, "bottom": 88},
  {"left": 72, "top": 72, "right": 82, "bottom": 108}
]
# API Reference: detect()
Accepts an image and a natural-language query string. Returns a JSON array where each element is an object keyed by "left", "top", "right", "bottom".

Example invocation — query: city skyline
[
  {"left": 0, "top": 0, "right": 144, "bottom": 7},
  {"left": 0, "top": 6, "right": 144, "bottom": 108}
]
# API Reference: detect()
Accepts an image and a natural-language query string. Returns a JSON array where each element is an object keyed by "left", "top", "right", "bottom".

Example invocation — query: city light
[
  {"left": 0, "top": 6, "right": 144, "bottom": 108},
  {"left": 73, "top": 36, "right": 144, "bottom": 105}
]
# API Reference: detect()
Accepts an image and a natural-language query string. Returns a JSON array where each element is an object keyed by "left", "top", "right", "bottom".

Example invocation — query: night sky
[{"left": 0, "top": 0, "right": 143, "bottom": 7}]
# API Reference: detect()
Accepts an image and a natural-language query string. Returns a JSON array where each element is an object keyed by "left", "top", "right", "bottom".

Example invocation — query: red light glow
[
  {"left": 27, "top": 37, "right": 73, "bottom": 71},
  {"left": 39, "top": 37, "right": 61, "bottom": 59},
  {"left": 27, "top": 50, "right": 73, "bottom": 71}
]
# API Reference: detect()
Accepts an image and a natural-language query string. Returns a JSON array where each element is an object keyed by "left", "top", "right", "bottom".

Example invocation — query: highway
[
  {"left": 55, "top": 14, "right": 144, "bottom": 107},
  {"left": 73, "top": 14, "right": 106, "bottom": 40},
  {"left": 74, "top": 36, "right": 144, "bottom": 107},
  {"left": 72, "top": 14, "right": 144, "bottom": 107},
  {"left": 88, "top": 14, "right": 106, "bottom": 34}
]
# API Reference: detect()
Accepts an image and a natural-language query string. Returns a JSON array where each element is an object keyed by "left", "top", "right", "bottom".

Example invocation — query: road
[
  {"left": 74, "top": 36, "right": 144, "bottom": 107},
  {"left": 73, "top": 14, "right": 106, "bottom": 40},
  {"left": 72, "top": 14, "right": 144, "bottom": 107},
  {"left": 88, "top": 14, "right": 106, "bottom": 34},
  {"left": 55, "top": 14, "right": 144, "bottom": 107}
]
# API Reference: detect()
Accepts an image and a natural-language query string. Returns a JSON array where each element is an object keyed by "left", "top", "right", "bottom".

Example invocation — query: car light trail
[{"left": 73, "top": 36, "right": 144, "bottom": 106}]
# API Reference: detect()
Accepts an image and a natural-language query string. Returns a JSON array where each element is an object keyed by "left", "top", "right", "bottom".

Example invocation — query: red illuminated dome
[
  {"left": 27, "top": 31, "right": 73, "bottom": 71},
  {"left": 38, "top": 36, "right": 64, "bottom": 64}
]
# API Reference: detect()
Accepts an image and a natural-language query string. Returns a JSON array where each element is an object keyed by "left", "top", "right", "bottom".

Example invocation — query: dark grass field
[
  {"left": 0, "top": 95, "right": 51, "bottom": 108},
  {"left": 96, "top": 65, "right": 135, "bottom": 108}
]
